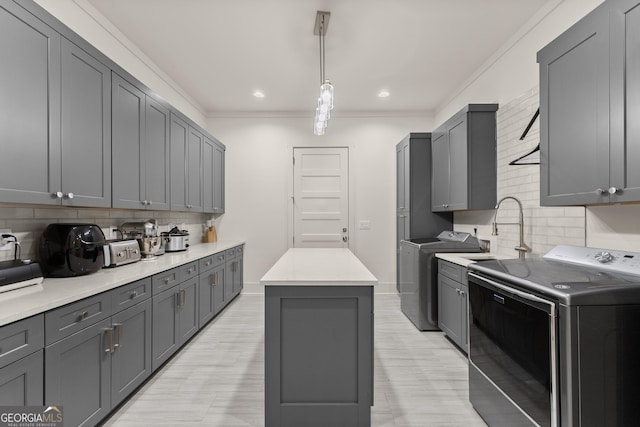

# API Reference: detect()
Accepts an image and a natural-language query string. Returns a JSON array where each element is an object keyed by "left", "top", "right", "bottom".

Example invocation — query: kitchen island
[{"left": 261, "top": 248, "right": 377, "bottom": 427}]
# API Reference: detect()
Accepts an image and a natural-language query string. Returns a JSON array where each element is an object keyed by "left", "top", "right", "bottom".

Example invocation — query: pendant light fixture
[{"left": 314, "top": 11, "right": 333, "bottom": 135}]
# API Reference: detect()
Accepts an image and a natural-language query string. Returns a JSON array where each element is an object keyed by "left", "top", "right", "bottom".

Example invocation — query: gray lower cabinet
[
  {"left": 431, "top": 104, "right": 498, "bottom": 212},
  {"left": 265, "top": 286, "right": 373, "bottom": 427},
  {"left": 198, "top": 247, "right": 244, "bottom": 328},
  {"left": 198, "top": 253, "right": 227, "bottom": 327},
  {"left": 151, "top": 265, "right": 199, "bottom": 371},
  {"left": 112, "top": 73, "right": 170, "bottom": 210},
  {"left": 0, "top": 350, "right": 43, "bottom": 406},
  {"left": 538, "top": 0, "right": 640, "bottom": 206},
  {"left": 437, "top": 260, "right": 469, "bottom": 353},
  {"left": 45, "top": 318, "right": 111, "bottom": 427},
  {"left": 229, "top": 246, "right": 244, "bottom": 296},
  {"left": 44, "top": 279, "right": 152, "bottom": 427},
  {"left": 0, "top": 314, "right": 45, "bottom": 406}
]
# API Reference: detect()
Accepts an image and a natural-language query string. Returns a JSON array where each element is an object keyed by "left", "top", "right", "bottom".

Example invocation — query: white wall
[{"left": 208, "top": 115, "right": 431, "bottom": 287}]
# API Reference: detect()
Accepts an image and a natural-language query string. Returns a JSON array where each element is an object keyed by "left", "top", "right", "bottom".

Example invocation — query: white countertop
[
  {"left": 435, "top": 252, "right": 514, "bottom": 268},
  {"left": 260, "top": 248, "right": 377, "bottom": 286},
  {"left": 0, "top": 240, "right": 244, "bottom": 327}
]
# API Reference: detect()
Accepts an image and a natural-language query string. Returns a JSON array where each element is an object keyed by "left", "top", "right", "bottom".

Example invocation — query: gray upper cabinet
[
  {"left": 2, "top": 0, "right": 226, "bottom": 212},
  {"left": 170, "top": 114, "right": 205, "bottom": 212},
  {"left": 203, "top": 136, "right": 225, "bottom": 214},
  {"left": 188, "top": 127, "right": 204, "bottom": 211},
  {"left": 0, "top": 6, "right": 111, "bottom": 208},
  {"left": 431, "top": 105, "right": 498, "bottom": 212},
  {"left": 112, "top": 73, "right": 170, "bottom": 210},
  {"left": 538, "top": 0, "right": 640, "bottom": 205},
  {"left": 60, "top": 37, "right": 112, "bottom": 208},
  {"left": 213, "top": 143, "right": 225, "bottom": 213},
  {"left": 170, "top": 113, "right": 189, "bottom": 211},
  {"left": 0, "top": 2, "right": 60, "bottom": 205}
]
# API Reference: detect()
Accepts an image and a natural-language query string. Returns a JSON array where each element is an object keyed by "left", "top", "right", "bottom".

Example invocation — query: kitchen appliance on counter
[
  {"left": 467, "top": 245, "right": 640, "bottom": 427},
  {"left": 119, "top": 220, "right": 164, "bottom": 258},
  {"left": 0, "top": 259, "right": 43, "bottom": 293},
  {"left": 399, "top": 230, "right": 481, "bottom": 330},
  {"left": 103, "top": 239, "right": 141, "bottom": 267},
  {"left": 39, "top": 223, "right": 106, "bottom": 277},
  {"left": 0, "top": 233, "right": 43, "bottom": 292},
  {"left": 161, "top": 226, "right": 189, "bottom": 252}
]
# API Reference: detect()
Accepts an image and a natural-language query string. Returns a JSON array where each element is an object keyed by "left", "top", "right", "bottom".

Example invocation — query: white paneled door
[{"left": 293, "top": 147, "right": 349, "bottom": 247}]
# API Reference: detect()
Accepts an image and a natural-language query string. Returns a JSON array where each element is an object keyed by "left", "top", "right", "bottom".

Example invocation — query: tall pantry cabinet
[{"left": 396, "top": 133, "right": 452, "bottom": 290}]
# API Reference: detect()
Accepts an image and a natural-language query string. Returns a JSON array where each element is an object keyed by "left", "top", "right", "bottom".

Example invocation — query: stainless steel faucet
[{"left": 492, "top": 196, "right": 529, "bottom": 259}]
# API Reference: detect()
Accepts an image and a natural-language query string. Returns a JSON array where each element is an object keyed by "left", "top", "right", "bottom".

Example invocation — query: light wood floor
[{"left": 102, "top": 292, "right": 487, "bottom": 426}]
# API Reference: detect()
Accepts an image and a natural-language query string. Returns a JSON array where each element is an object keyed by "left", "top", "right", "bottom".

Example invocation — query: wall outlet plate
[{"left": 0, "top": 229, "right": 13, "bottom": 251}]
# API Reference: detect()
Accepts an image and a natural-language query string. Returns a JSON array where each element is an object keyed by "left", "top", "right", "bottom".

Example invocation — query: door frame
[{"left": 287, "top": 146, "right": 355, "bottom": 250}]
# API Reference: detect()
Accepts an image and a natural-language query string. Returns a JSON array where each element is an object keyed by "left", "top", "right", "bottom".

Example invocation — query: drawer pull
[
  {"left": 205, "top": 260, "right": 211, "bottom": 266},
  {"left": 130, "top": 291, "right": 138, "bottom": 299},
  {"left": 164, "top": 277, "right": 171, "bottom": 285},
  {"left": 187, "top": 267, "right": 195, "bottom": 274},
  {"left": 79, "top": 311, "right": 89, "bottom": 321}
]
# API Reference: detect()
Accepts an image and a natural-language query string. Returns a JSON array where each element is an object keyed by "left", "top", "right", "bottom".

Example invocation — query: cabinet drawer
[
  {"left": 0, "top": 315, "right": 44, "bottom": 369},
  {"left": 112, "top": 277, "right": 152, "bottom": 313},
  {"left": 152, "top": 267, "right": 181, "bottom": 295},
  {"left": 45, "top": 293, "right": 112, "bottom": 345},
  {"left": 199, "top": 252, "right": 226, "bottom": 273},
  {"left": 438, "top": 260, "right": 464, "bottom": 283},
  {"left": 178, "top": 261, "right": 199, "bottom": 281}
]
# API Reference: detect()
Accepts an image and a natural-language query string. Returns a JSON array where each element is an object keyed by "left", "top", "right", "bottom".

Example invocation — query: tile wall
[
  {"left": 0, "top": 204, "right": 212, "bottom": 262},
  {"left": 455, "top": 87, "right": 586, "bottom": 258}
]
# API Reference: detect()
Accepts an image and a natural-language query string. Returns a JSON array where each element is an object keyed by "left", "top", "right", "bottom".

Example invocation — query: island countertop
[{"left": 260, "top": 248, "right": 377, "bottom": 286}]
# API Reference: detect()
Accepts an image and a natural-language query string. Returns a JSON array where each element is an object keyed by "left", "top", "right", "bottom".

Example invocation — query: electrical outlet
[
  {"left": 359, "top": 220, "right": 371, "bottom": 230},
  {"left": 0, "top": 229, "right": 12, "bottom": 251}
]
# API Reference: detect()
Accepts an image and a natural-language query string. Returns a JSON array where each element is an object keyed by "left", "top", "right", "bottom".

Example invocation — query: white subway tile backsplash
[{"left": 0, "top": 203, "right": 210, "bottom": 262}]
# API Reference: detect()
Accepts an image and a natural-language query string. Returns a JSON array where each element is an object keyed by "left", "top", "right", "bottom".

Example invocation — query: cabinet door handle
[
  {"left": 66, "top": 192, "right": 74, "bottom": 199},
  {"left": 103, "top": 327, "right": 115, "bottom": 353},
  {"left": 54, "top": 191, "right": 63, "bottom": 199},
  {"left": 608, "top": 186, "right": 620, "bottom": 195},
  {"left": 459, "top": 290, "right": 465, "bottom": 297},
  {"left": 595, "top": 188, "right": 605, "bottom": 195},
  {"left": 211, "top": 271, "right": 218, "bottom": 286},
  {"left": 113, "top": 323, "right": 123, "bottom": 349}
]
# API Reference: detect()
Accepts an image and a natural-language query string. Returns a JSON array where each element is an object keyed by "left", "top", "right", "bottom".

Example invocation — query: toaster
[{"left": 103, "top": 239, "right": 142, "bottom": 267}]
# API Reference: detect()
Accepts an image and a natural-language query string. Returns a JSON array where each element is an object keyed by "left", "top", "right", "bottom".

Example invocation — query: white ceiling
[{"left": 87, "top": 0, "right": 550, "bottom": 116}]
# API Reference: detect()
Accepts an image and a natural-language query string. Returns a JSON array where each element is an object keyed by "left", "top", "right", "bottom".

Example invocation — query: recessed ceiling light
[
  {"left": 253, "top": 90, "right": 265, "bottom": 98},
  {"left": 377, "top": 90, "right": 390, "bottom": 98}
]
